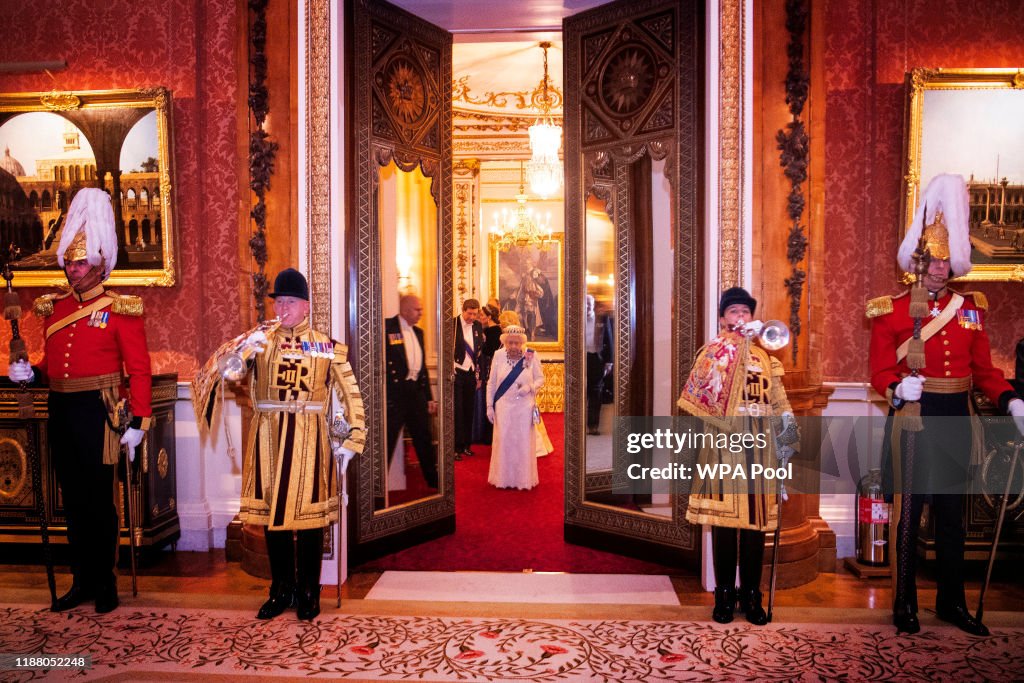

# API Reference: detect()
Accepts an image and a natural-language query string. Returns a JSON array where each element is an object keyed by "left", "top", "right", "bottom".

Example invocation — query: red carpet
[{"left": 359, "top": 413, "right": 680, "bottom": 574}]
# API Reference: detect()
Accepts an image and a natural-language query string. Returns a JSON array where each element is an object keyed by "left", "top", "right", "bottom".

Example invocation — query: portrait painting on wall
[
  {"left": 0, "top": 88, "right": 177, "bottom": 287},
  {"left": 490, "top": 232, "right": 563, "bottom": 351},
  {"left": 902, "top": 68, "right": 1024, "bottom": 282}
]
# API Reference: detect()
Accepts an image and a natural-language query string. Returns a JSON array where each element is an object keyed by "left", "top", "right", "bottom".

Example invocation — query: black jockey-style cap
[
  {"left": 269, "top": 268, "right": 309, "bottom": 300},
  {"left": 718, "top": 286, "right": 757, "bottom": 318}
]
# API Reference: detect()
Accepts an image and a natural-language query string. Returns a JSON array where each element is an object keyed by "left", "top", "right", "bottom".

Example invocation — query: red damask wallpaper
[
  {"left": 824, "top": 0, "right": 1024, "bottom": 383},
  {"left": 0, "top": 0, "right": 241, "bottom": 379}
]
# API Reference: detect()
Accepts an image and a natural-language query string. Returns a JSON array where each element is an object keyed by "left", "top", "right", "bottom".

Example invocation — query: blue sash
[{"left": 493, "top": 356, "right": 526, "bottom": 404}]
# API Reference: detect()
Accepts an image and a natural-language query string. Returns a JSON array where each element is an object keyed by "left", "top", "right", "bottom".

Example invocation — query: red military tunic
[
  {"left": 34, "top": 284, "right": 152, "bottom": 428},
  {"left": 868, "top": 288, "right": 1016, "bottom": 411}
]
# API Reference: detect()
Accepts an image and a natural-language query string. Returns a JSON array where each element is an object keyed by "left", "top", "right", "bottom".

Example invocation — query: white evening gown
[{"left": 486, "top": 347, "right": 546, "bottom": 489}]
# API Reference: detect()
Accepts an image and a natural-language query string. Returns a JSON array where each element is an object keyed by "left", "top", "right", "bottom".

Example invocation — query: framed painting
[
  {"left": 0, "top": 88, "right": 177, "bottom": 287},
  {"left": 490, "top": 232, "right": 563, "bottom": 351},
  {"left": 901, "top": 68, "right": 1024, "bottom": 282}
]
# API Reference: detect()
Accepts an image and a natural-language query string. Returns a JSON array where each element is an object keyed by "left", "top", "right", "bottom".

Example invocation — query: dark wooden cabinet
[{"left": 0, "top": 373, "right": 179, "bottom": 560}]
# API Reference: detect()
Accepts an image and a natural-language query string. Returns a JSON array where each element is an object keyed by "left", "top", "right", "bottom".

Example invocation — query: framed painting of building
[
  {"left": 901, "top": 68, "right": 1024, "bottom": 282},
  {"left": 490, "top": 232, "right": 563, "bottom": 352},
  {"left": 0, "top": 88, "right": 177, "bottom": 287}
]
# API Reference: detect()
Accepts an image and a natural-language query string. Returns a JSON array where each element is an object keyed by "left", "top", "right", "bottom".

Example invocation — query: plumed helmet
[
  {"left": 899, "top": 173, "right": 972, "bottom": 277},
  {"left": 57, "top": 188, "right": 118, "bottom": 279}
]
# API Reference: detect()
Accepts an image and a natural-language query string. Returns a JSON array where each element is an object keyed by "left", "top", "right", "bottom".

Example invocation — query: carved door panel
[
  {"left": 347, "top": 0, "right": 454, "bottom": 563},
  {"left": 564, "top": 0, "right": 704, "bottom": 568}
]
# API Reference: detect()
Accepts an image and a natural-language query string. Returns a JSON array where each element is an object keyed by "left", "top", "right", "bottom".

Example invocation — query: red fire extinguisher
[{"left": 856, "top": 468, "right": 890, "bottom": 566}]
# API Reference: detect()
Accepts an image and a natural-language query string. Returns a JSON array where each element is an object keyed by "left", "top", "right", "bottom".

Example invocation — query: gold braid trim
[
  {"left": 32, "top": 287, "right": 72, "bottom": 317},
  {"left": 962, "top": 290, "right": 988, "bottom": 310},
  {"left": 109, "top": 292, "right": 144, "bottom": 316},
  {"left": 865, "top": 295, "right": 893, "bottom": 318}
]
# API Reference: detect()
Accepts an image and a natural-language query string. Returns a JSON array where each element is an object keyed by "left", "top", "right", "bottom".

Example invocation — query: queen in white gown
[{"left": 486, "top": 325, "right": 549, "bottom": 489}]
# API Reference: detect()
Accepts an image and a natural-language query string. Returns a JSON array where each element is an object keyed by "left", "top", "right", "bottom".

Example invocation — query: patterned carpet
[{"left": 2, "top": 603, "right": 1024, "bottom": 681}]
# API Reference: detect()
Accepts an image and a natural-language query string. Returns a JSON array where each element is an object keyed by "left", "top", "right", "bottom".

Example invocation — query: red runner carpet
[{"left": 359, "top": 413, "right": 679, "bottom": 574}]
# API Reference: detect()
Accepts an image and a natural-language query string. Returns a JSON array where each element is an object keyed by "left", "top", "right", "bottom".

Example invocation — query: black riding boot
[
  {"left": 257, "top": 529, "right": 295, "bottom": 620},
  {"left": 295, "top": 528, "right": 324, "bottom": 621}
]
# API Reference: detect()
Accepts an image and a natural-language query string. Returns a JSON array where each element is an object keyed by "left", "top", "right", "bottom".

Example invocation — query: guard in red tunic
[
  {"left": 7, "top": 188, "right": 152, "bottom": 614},
  {"left": 867, "top": 174, "right": 1024, "bottom": 636}
]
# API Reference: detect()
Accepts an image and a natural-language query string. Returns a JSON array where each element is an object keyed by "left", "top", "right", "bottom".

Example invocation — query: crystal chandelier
[
  {"left": 526, "top": 41, "right": 563, "bottom": 199},
  {"left": 490, "top": 163, "right": 554, "bottom": 252}
]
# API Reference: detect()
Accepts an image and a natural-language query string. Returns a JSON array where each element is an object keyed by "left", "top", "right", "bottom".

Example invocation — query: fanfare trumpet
[
  {"left": 731, "top": 320, "right": 791, "bottom": 351},
  {"left": 218, "top": 317, "right": 282, "bottom": 380}
]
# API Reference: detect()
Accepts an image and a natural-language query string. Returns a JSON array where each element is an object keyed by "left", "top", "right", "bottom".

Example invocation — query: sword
[
  {"left": 976, "top": 438, "right": 1023, "bottom": 624},
  {"left": 2, "top": 261, "right": 56, "bottom": 609},
  {"left": 116, "top": 401, "right": 141, "bottom": 597},
  {"left": 329, "top": 407, "right": 353, "bottom": 609}
]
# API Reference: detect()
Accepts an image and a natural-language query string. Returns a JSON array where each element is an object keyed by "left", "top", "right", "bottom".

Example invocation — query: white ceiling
[{"left": 388, "top": 0, "right": 613, "bottom": 35}]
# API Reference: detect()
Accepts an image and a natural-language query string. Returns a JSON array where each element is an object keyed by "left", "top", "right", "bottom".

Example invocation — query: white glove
[
  {"left": 7, "top": 359, "right": 33, "bottom": 383},
  {"left": 334, "top": 447, "right": 356, "bottom": 475},
  {"left": 517, "top": 384, "right": 530, "bottom": 398},
  {"left": 742, "top": 320, "right": 765, "bottom": 336},
  {"left": 895, "top": 375, "right": 924, "bottom": 403},
  {"left": 245, "top": 329, "right": 268, "bottom": 353},
  {"left": 487, "top": 406, "right": 495, "bottom": 423},
  {"left": 1009, "top": 398, "right": 1024, "bottom": 436},
  {"left": 120, "top": 427, "right": 145, "bottom": 460}
]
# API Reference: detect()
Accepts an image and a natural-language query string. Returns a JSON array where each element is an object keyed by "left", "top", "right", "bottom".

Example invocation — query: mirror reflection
[
  {"left": 378, "top": 161, "right": 441, "bottom": 509},
  {"left": 582, "top": 155, "right": 674, "bottom": 518}
]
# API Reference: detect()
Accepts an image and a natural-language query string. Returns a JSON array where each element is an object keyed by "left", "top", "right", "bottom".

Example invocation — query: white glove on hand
[
  {"left": 334, "top": 447, "right": 356, "bottom": 475},
  {"left": 245, "top": 329, "right": 268, "bottom": 353},
  {"left": 895, "top": 375, "right": 925, "bottom": 403},
  {"left": 7, "top": 359, "right": 33, "bottom": 383},
  {"left": 517, "top": 384, "right": 530, "bottom": 398},
  {"left": 742, "top": 320, "right": 765, "bottom": 336},
  {"left": 487, "top": 406, "right": 495, "bottom": 423},
  {"left": 120, "top": 428, "right": 145, "bottom": 461},
  {"left": 1009, "top": 398, "right": 1024, "bottom": 436}
]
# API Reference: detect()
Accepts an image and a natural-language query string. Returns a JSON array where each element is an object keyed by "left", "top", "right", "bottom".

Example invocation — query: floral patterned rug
[{"left": 1, "top": 604, "right": 1023, "bottom": 681}]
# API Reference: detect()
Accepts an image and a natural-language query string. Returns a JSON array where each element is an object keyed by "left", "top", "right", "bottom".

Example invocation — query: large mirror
[
  {"left": 347, "top": 0, "right": 454, "bottom": 562},
  {"left": 377, "top": 161, "right": 442, "bottom": 509},
  {"left": 564, "top": 0, "right": 703, "bottom": 567}
]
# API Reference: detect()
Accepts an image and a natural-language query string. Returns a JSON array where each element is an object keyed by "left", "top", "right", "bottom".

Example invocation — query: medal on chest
[{"left": 87, "top": 310, "right": 110, "bottom": 328}]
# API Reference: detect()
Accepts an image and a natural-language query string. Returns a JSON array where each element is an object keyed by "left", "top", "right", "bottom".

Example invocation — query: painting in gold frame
[
  {"left": 901, "top": 68, "right": 1024, "bottom": 282},
  {"left": 490, "top": 232, "right": 563, "bottom": 352},
  {"left": 0, "top": 88, "right": 177, "bottom": 287}
]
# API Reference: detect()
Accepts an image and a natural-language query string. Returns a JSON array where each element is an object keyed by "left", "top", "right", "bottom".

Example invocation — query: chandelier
[
  {"left": 490, "top": 163, "right": 554, "bottom": 252},
  {"left": 526, "top": 41, "right": 563, "bottom": 199}
]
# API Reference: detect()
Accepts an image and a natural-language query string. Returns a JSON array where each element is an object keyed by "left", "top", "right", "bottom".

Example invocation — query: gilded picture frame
[
  {"left": 901, "top": 68, "right": 1024, "bottom": 282},
  {"left": 490, "top": 232, "right": 564, "bottom": 352},
  {"left": 0, "top": 88, "right": 178, "bottom": 287}
]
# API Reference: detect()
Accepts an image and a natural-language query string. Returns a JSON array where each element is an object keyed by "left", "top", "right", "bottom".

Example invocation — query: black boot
[
  {"left": 893, "top": 601, "right": 920, "bottom": 635},
  {"left": 257, "top": 581, "right": 295, "bottom": 620},
  {"left": 737, "top": 587, "right": 769, "bottom": 625},
  {"left": 712, "top": 587, "right": 736, "bottom": 624},
  {"left": 94, "top": 581, "right": 119, "bottom": 614},
  {"left": 296, "top": 528, "right": 323, "bottom": 621},
  {"left": 935, "top": 599, "right": 989, "bottom": 636},
  {"left": 52, "top": 582, "right": 94, "bottom": 612}
]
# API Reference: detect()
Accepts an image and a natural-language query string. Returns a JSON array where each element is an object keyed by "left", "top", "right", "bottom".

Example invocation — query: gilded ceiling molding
[
  {"left": 718, "top": 0, "right": 744, "bottom": 289},
  {"left": 306, "top": 0, "right": 332, "bottom": 334},
  {"left": 452, "top": 75, "right": 564, "bottom": 113}
]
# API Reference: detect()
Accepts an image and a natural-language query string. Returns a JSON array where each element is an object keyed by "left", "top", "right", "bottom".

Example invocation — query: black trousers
[
  {"left": 453, "top": 368, "right": 476, "bottom": 453},
  {"left": 712, "top": 526, "right": 766, "bottom": 591},
  {"left": 386, "top": 379, "right": 438, "bottom": 488},
  {"left": 264, "top": 527, "right": 323, "bottom": 594},
  {"left": 48, "top": 390, "right": 119, "bottom": 592},
  {"left": 894, "top": 493, "right": 966, "bottom": 611},
  {"left": 586, "top": 352, "right": 604, "bottom": 429}
]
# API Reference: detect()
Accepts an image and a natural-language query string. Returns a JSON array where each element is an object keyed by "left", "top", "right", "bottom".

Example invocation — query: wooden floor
[{"left": 1, "top": 549, "right": 1022, "bottom": 615}]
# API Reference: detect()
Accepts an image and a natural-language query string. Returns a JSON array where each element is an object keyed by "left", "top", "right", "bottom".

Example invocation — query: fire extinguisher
[{"left": 856, "top": 468, "right": 890, "bottom": 566}]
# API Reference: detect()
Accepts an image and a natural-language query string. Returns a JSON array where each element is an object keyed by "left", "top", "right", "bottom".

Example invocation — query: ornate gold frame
[
  {"left": 902, "top": 67, "right": 1024, "bottom": 282},
  {"left": 0, "top": 88, "right": 178, "bottom": 287},
  {"left": 489, "top": 231, "right": 564, "bottom": 352}
]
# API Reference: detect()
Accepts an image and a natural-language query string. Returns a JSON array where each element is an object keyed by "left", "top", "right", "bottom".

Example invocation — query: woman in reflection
[
  {"left": 472, "top": 305, "right": 503, "bottom": 445},
  {"left": 678, "top": 287, "right": 798, "bottom": 626},
  {"left": 486, "top": 325, "right": 550, "bottom": 489}
]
